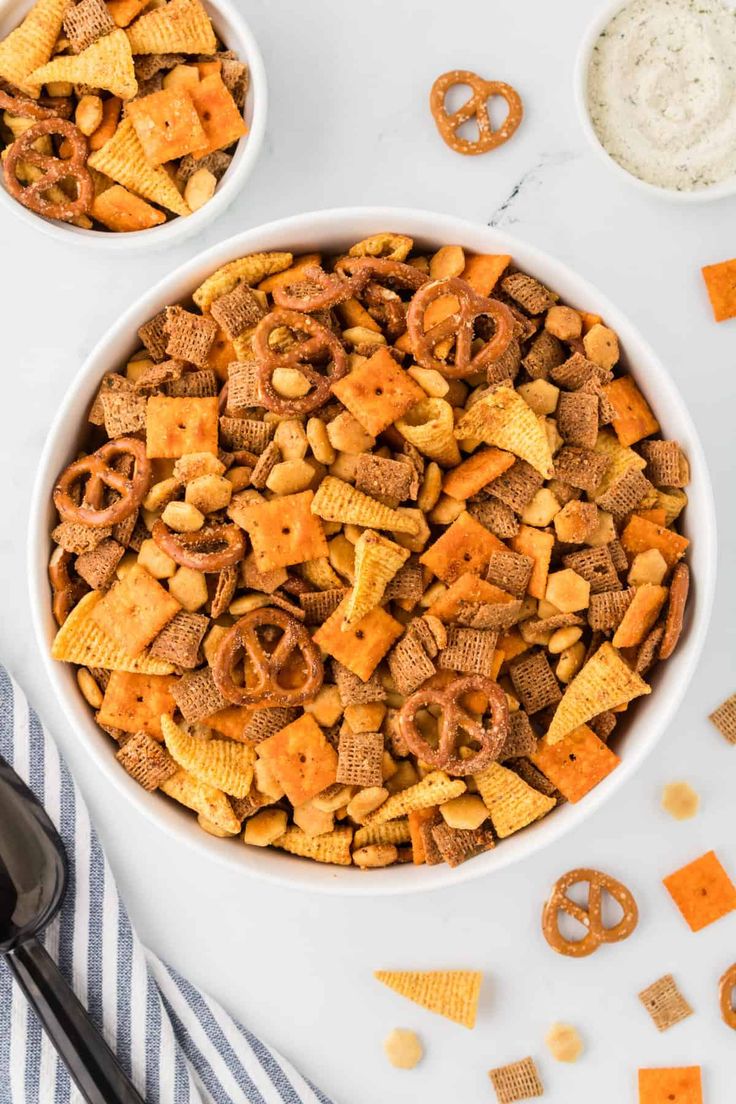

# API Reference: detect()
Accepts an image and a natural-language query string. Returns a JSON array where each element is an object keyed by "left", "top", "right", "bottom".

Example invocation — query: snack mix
[
  {"left": 47, "top": 232, "right": 693, "bottom": 870},
  {"left": 0, "top": 0, "right": 249, "bottom": 231}
]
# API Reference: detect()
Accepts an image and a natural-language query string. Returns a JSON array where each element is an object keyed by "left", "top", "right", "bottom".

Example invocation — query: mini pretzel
[
  {"left": 659, "top": 562, "right": 689, "bottom": 660},
  {"left": 3, "top": 118, "right": 93, "bottom": 221},
  {"left": 152, "top": 519, "right": 246, "bottom": 573},
  {"left": 719, "top": 963, "right": 736, "bottom": 1030},
  {"left": 272, "top": 266, "right": 356, "bottom": 312},
  {"left": 407, "top": 277, "right": 515, "bottom": 378},
  {"left": 48, "top": 546, "right": 86, "bottom": 626},
  {"left": 398, "top": 674, "right": 508, "bottom": 776},
  {"left": 54, "top": 437, "right": 152, "bottom": 527},
  {"left": 253, "top": 308, "right": 348, "bottom": 415},
  {"left": 542, "top": 868, "right": 639, "bottom": 958},
  {"left": 334, "top": 256, "right": 429, "bottom": 295},
  {"left": 213, "top": 607, "right": 324, "bottom": 707},
  {"left": 430, "top": 69, "right": 523, "bottom": 156}
]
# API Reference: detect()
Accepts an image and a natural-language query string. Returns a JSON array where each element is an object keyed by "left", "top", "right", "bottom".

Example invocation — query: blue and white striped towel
[{"left": 0, "top": 669, "right": 335, "bottom": 1104}]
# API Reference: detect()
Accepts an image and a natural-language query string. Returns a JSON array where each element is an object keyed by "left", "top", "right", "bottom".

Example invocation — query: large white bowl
[
  {"left": 574, "top": 0, "right": 736, "bottom": 204},
  {"left": 0, "top": 0, "right": 267, "bottom": 249},
  {"left": 28, "top": 208, "right": 717, "bottom": 895}
]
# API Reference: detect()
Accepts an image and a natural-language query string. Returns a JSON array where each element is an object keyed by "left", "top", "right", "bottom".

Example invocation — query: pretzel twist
[
  {"left": 542, "top": 868, "right": 639, "bottom": 958},
  {"left": 254, "top": 308, "right": 348, "bottom": 415},
  {"left": 430, "top": 70, "right": 523, "bottom": 156},
  {"left": 398, "top": 674, "right": 508, "bottom": 776},
  {"left": 53, "top": 437, "right": 151, "bottom": 527},
  {"left": 213, "top": 607, "right": 324, "bottom": 707},
  {"left": 152, "top": 519, "right": 246, "bottom": 573},
  {"left": 407, "top": 276, "right": 514, "bottom": 378},
  {"left": 4, "top": 118, "right": 93, "bottom": 221}
]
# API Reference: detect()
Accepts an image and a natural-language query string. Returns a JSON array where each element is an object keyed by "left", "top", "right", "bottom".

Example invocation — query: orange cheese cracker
[
  {"left": 427, "top": 573, "right": 517, "bottom": 623},
  {"left": 442, "top": 447, "right": 515, "bottom": 500},
  {"left": 237, "top": 490, "right": 328, "bottom": 572},
  {"left": 313, "top": 595, "right": 402, "bottom": 681},
  {"left": 511, "top": 525, "right": 555, "bottom": 600},
  {"left": 91, "top": 185, "right": 166, "bottom": 233},
  {"left": 189, "top": 73, "right": 247, "bottom": 158},
  {"left": 461, "top": 253, "right": 510, "bottom": 296},
  {"left": 702, "top": 258, "right": 736, "bottom": 322},
  {"left": 620, "top": 515, "right": 689, "bottom": 569},
  {"left": 604, "top": 377, "right": 660, "bottom": 447},
  {"left": 663, "top": 850, "right": 736, "bottom": 933},
  {"left": 90, "top": 564, "right": 180, "bottom": 656},
  {"left": 97, "top": 671, "right": 177, "bottom": 738},
  {"left": 127, "top": 87, "right": 207, "bottom": 165},
  {"left": 146, "top": 396, "right": 219, "bottom": 458},
  {"left": 533, "top": 724, "right": 620, "bottom": 803},
  {"left": 420, "top": 510, "right": 504, "bottom": 584},
  {"left": 331, "top": 346, "right": 425, "bottom": 436},
  {"left": 638, "top": 1067, "right": 703, "bottom": 1104},
  {"left": 257, "top": 713, "right": 337, "bottom": 806}
]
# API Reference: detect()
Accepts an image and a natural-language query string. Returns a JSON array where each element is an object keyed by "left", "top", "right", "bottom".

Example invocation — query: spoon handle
[{"left": 7, "top": 936, "right": 145, "bottom": 1104}]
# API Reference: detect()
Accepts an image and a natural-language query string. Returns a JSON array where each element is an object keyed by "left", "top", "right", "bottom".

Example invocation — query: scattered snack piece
[
  {"left": 544, "top": 1023, "right": 583, "bottom": 1063},
  {"left": 488, "top": 1056, "right": 543, "bottom": 1103},
  {"left": 45, "top": 234, "right": 693, "bottom": 869},
  {"left": 637, "top": 1067, "right": 703, "bottom": 1104},
  {"left": 430, "top": 69, "right": 523, "bottom": 156},
  {"left": 719, "top": 962, "right": 736, "bottom": 1030},
  {"left": 638, "top": 975, "right": 693, "bottom": 1032},
  {"left": 542, "top": 867, "right": 638, "bottom": 957},
  {"left": 661, "top": 781, "right": 700, "bottom": 821},
  {"left": 0, "top": 0, "right": 250, "bottom": 232},
  {"left": 663, "top": 850, "right": 736, "bottom": 932},
  {"left": 709, "top": 693, "right": 736, "bottom": 745},
  {"left": 702, "top": 258, "right": 736, "bottom": 323},
  {"left": 383, "top": 1028, "right": 423, "bottom": 1070},
  {"left": 374, "top": 970, "right": 482, "bottom": 1028}
]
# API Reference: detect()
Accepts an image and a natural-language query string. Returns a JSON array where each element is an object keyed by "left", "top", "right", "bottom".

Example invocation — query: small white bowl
[
  {"left": 574, "top": 0, "right": 736, "bottom": 203},
  {"left": 0, "top": 0, "right": 266, "bottom": 248},
  {"left": 28, "top": 207, "right": 717, "bottom": 895}
]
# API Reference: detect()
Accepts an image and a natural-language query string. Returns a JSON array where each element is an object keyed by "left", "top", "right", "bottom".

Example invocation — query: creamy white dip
[{"left": 587, "top": 0, "right": 736, "bottom": 190}]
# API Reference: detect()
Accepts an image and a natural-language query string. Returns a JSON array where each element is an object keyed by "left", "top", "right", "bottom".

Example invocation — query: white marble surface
[{"left": 2, "top": 0, "right": 736, "bottom": 1100}]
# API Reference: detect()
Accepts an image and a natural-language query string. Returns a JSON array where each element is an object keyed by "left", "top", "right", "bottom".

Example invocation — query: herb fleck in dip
[{"left": 587, "top": 0, "right": 736, "bottom": 190}]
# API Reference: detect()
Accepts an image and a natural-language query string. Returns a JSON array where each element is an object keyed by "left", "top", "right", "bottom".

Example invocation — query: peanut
[
  {"left": 548, "top": 626, "right": 583, "bottom": 654},
  {"left": 229, "top": 593, "right": 271, "bottom": 615},
  {"left": 342, "top": 325, "right": 386, "bottom": 347},
  {"left": 143, "top": 477, "right": 180, "bottom": 512},
  {"left": 430, "top": 243, "right": 465, "bottom": 279},
  {"left": 173, "top": 452, "right": 225, "bottom": 483},
  {"left": 184, "top": 167, "right": 217, "bottom": 212},
  {"left": 556, "top": 641, "right": 586, "bottom": 683},
  {"left": 328, "top": 534, "right": 355, "bottom": 581},
  {"left": 417, "top": 462, "right": 443, "bottom": 512},
  {"left": 306, "top": 416, "right": 335, "bottom": 465},
  {"left": 428, "top": 493, "right": 465, "bottom": 526},
  {"left": 266, "top": 458, "right": 314, "bottom": 495},
  {"left": 408, "top": 365, "right": 449, "bottom": 397},
  {"left": 271, "top": 366, "right": 311, "bottom": 398},
  {"left": 326, "top": 411, "right": 375, "bottom": 454},
  {"left": 198, "top": 814, "right": 237, "bottom": 838},
  {"left": 77, "top": 668, "right": 103, "bottom": 709},
  {"left": 224, "top": 465, "right": 252, "bottom": 492},
  {"left": 352, "top": 843, "right": 398, "bottom": 868}
]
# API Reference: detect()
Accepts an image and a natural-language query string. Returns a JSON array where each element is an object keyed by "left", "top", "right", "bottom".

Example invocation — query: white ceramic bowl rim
[
  {"left": 573, "top": 0, "right": 736, "bottom": 203},
  {"left": 0, "top": 0, "right": 267, "bottom": 249},
  {"left": 28, "top": 207, "right": 717, "bottom": 896}
]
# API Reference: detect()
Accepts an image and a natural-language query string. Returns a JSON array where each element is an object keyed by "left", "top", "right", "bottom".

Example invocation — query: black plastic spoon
[{"left": 0, "top": 751, "right": 145, "bottom": 1104}]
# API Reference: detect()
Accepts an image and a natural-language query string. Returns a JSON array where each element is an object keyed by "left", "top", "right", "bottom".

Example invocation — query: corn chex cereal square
[
  {"left": 97, "top": 671, "right": 177, "bottom": 738},
  {"left": 313, "top": 597, "right": 403, "bottom": 682},
  {"left": 331, "top": 346, "right": 424, "bottom": 436},
  {"left": 237, "top": 490, "right": 328, "bottom": 572},
  {"left": 146, "top": 395, "right": 219, "bottom": 458},
  {"left": 90, "top": 564, "right": 180, "bottom": 656}
]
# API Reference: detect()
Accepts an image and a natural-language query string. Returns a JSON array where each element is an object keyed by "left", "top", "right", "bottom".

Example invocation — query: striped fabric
[{"left": 0, "top": 669, "right": 334, "bottom": 1104}]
